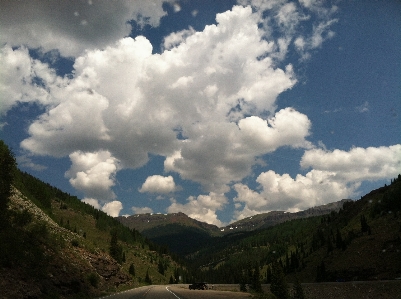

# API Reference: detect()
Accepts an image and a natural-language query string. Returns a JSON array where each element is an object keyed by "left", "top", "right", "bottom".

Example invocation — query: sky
[{"left": 1, "top": 0, "right": 400, "bottom": 226}]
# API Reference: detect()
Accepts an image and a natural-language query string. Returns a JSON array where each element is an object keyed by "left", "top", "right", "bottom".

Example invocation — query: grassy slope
[{"left": 1, "top": 169, "right": 186, "bottom": 298}]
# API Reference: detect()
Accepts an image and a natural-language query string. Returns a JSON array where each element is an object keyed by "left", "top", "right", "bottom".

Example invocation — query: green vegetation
[
  {"left": 185, "top": 176, "right": 401, "bottom": 287},
  {"left": 1, "top": 138, "right": 400, "bottom": 298},
  {"left": 0, "top": 140, "right": 16, "bottom": 226},
  {"left": 141, "top": 223, "right": 212, "bottom": 256},
  {"left": 0, "top": 139, "right": 188, "bottom": 298},
  {"left": 270, "top": 261, "right": 289, "bottom": 299}
]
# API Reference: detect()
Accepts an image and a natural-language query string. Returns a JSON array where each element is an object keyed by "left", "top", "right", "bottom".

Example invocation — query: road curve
[{"left": 99, "top": 285, "right": 252, "bottom": 299}]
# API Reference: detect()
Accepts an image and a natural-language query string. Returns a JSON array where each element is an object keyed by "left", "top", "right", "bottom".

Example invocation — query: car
[{"left": 189, "top": 282, "right": 208, "bottom": 290}]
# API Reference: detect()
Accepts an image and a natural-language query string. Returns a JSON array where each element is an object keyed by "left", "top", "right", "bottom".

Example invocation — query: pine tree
[
  {"left": 316, "top": 261, "right": 326, "bottom": 282},
  {"left": 0, "top": 140, "right": 16, "bottom": 227},
  {"left": 327, "top": 234, "right": 333, "bottom": 253},
  {"left": 145, "top": 269, "right": 152, "bottom": 285},
  {"left": 158, "top": 260, "right": 165, "bottom": 275},
  {"left": 129, "top": 263, "right": 135, "bottom": 276},
  {"left": 293, "top": 276, "right": 305, "bottom": 299},
  {"left": 360, "top": 215, "right": 370, "bottom": 233},
  {"left": 251, "top": 266, "right": 262, "bottom": 293},
  {"left": 266, "top": 265, "right": 272, "bottom": 283},
  {"left": 109, "top": 230, "right": 123, "bottom": 263},
  {"left": 270, "top": 262, "right": 289, "bottom": 299}
]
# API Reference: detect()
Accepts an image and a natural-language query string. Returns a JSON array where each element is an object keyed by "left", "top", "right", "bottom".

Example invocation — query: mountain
[
  {"left": 221, "top": 199, "right": 351, "bottom": 232},
  {"left": 117, "top": 212, "right": 220, "bottom": 234},
  {"left": 2, "top": 139, "right": 400, "bottom": 298},
  {"left": 183, "top": 178, "right": 401, "bottom": 284},
  {"left": 117, "top": 212, "right": 220, "bottom": 256},
  {"left": 116, "top": 199, "right": 350, "bottom": 256},
  {"left": 0, "top": 140, "right": 187, "bottom": 299}
]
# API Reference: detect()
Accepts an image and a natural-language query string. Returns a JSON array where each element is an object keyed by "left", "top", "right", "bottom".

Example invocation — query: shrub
[
  {"left": 71, "top": 239, "right": 79, "bottom": 247},
  {"left": 87, "top": 273, "right": 99, "bottom": 288}
]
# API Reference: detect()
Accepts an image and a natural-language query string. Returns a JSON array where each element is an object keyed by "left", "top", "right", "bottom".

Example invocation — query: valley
[{"left": 1, "top": 140, "right": 400, "bottom": 298}]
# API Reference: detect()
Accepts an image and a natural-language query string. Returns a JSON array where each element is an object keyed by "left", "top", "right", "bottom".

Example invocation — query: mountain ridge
[
  {"left": 117, "top": 199, "right": 350, "bottom": 233},
  {"left": 222, "top": 198, "right": 351, "bottom": 232},
  {"left": 116, "top": 199, "right": 351, "bottom": 256},
  {"left": 117, "top": 211, "right": 220, "bottom": 234}
]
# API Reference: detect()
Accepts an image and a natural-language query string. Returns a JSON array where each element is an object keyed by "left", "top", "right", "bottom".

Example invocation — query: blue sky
[{"left": 1, "top": 0, "right": 400, "bottom": 226}]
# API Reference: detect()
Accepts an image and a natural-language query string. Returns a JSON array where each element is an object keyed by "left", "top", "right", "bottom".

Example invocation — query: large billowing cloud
[
  {"left": 0, "top": 0, "right": 172, "bottom": 57},
  {"left": 19, "top": 6, "right": 305, "bottom": 188},
  {"left": 1, "top": 2, "right": 345, "bottom": 221},
  {"left": 164, "top": 107, "right": 311, "bottom": 193},
  {"left": 233, "top": 145, "right": 401, "bottom": 221}
]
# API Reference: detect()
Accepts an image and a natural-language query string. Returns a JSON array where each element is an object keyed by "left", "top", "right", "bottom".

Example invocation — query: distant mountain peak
[{"left": 222, "top": 199, "right": 352, "bottom": 232}]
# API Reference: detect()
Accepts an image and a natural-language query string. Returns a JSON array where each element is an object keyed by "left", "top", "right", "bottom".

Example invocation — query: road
[{"left": 99, "top": 285, "right": 252, "bottom": 299}]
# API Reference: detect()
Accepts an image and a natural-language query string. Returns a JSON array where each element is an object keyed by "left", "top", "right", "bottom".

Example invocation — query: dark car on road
[{"left": 189, "top": 282, "right": 208, "bottom": 290}]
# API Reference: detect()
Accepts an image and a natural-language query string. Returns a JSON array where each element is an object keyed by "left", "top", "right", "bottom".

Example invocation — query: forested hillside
[
  {"left": 118, "top": 212, "right": 221, "bottom": 256},
  {"left": 0, "top": 140, "right": 188, "bottom": 298},
  {"left": 186, "top": 177, "right": 401, "bottom": 287}
]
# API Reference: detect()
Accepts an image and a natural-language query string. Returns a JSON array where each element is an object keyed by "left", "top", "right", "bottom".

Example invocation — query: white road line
[{"left": 166, "top": 286, "right": 181, "bottom": 299}]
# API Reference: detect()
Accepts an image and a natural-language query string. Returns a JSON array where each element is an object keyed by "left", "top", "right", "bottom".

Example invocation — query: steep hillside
[
  {"left": 2, "top": 188, "right": 129, "bottom": 298},
  {"left": 0, "top": 141, "right": 187, "bottom": 298}
]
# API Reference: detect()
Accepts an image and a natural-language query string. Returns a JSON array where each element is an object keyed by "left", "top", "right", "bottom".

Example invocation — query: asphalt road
[{"left": 99, "top": 285, "right": 252, "bottom": 299}]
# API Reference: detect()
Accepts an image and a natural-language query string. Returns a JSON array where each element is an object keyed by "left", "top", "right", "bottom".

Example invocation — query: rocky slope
[{"left": 0, "top": 188, "right": 130, "bottom": 299}]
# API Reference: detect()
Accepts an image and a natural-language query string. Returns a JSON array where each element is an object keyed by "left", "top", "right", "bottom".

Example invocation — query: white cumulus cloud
[
  {"left": 102, "top": 201, "right": 123, "bottom": 217},
  {"left": 167, "top": 193, "right": 227, "bottom": 226},
  {"left": 1, "top": 2, "right": 342, "bottom": 223},
  {"left": 0, "top": 46, "right": 60, "bottom": 115},
  {"left": 65, "top": 150, "right": 120, "bottom": 202},
  {"left": 139, "top": 175, "right": 177, "bottom": 194},
  {"left": 232, "top": 144, "right": 401, "bottom": 222},
  {"left": 18, "top": 6, "right": 303, "bottom": 194},
  {"left": 300, "top": 145, "right": 401, "bottom": 182}
]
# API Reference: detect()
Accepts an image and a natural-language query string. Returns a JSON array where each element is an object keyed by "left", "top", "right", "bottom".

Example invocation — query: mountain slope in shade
[
  {"left": 117, "top": 212, "right": 220, "bottom": 234},
  {"left": 222, "top": 199, "right": 351, "bottom": 232},
  {"left": 116, "top": 200, "right": 350, "bottom": 255},
  {"left": 117, "top": 212, "right": 221, "bottom": 255}
]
